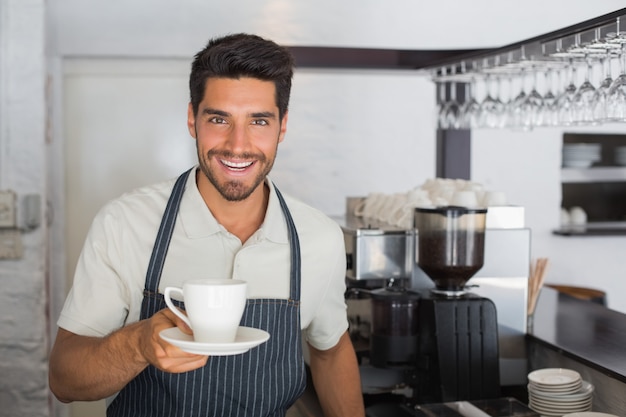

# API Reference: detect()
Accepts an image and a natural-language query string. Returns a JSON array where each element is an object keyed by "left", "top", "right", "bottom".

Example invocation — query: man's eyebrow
[
  {"left": 200, "top": 109, "right": 277, "bottom": 119},
  {"left": 250, "top": 111, "right": 277, "bottom": 119},
  {"left": 202, "top": 108, "right": 230, "bottom": 117}
]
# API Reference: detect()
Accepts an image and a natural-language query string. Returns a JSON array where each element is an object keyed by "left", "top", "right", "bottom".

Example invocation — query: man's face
[{"left": 188, "top": 77, "right": 287, "bottom": 202}]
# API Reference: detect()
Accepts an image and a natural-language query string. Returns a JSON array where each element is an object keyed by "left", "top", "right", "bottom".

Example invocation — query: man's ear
[
  {"left": 187, "top": 102, "right": 197, "bottom": 139},
  {"left": 278, "top": 111, "right": 288, "bottom": 143}
]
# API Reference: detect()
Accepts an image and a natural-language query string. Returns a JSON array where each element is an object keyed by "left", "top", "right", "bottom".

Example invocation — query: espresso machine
[{"left": 339, "top": 199, "right": 531, "bottom": 415}]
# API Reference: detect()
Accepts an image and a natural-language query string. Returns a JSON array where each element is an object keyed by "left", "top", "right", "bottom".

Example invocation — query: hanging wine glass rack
[{"left": 424, "top": 8, "right": 626, "bottom": 129}]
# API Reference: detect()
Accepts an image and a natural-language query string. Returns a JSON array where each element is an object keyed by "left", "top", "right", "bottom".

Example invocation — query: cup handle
[{"left": 163, "top": 287, "right": 192, "bottom": 328}]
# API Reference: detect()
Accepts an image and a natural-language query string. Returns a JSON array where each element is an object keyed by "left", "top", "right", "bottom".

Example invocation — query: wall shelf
[
  {"left": 553, "top": 222, "right": 626, "bottom": 236},
  {"left": 561, "top": 167, "right": 626, "bottom": 183}
]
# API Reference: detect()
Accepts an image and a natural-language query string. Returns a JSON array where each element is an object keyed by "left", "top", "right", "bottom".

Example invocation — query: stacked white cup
[{"left": 352, "top": 178, "right": 508, "bottom": 229}]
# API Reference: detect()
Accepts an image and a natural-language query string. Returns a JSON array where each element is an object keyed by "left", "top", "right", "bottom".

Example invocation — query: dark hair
[{"left": 189, "top": 33, "right": 295, "bottom": 121}]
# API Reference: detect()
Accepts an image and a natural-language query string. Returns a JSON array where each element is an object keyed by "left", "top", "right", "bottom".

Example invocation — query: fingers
[
  {"left": 156, "top": 341, "right": 208, "bottom": 373},
  {"left": 160, "top": 308, "right": 193, "bottom": 335},
  {"left": 142, "top": 309, "right": 209, "bottom": 373}
]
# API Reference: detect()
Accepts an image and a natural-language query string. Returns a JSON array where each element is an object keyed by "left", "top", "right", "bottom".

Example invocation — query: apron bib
[{"left": 108, "top": 169, "right": 306, "bottom": 417}]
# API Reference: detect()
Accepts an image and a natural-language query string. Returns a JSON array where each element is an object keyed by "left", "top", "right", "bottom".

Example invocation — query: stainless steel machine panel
[
  {"left": 470, "top": 228, "right": 531, "bottom": 333},
  {"left": 343, "top": 227, "right": 415, "bottom": 280}
]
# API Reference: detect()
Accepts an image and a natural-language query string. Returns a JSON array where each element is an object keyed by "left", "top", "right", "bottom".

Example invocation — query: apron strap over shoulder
[{"left": 144, "top": 168, "right": 193, "bottom": 293}]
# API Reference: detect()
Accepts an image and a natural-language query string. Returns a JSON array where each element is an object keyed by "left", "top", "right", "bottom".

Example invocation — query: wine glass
[
  {"left": 438, "top": 66, "right": 461, "bottom": 129},
  {"left": 459, "top": 84, "right": 479, "bottom": 129},
  {"left": 556, "top": 58, "right": 578, "bottom": 126},
  {"left": 539, "top": 66, "right": 559, "bottom": 126},
  {"left": 606, "top": 39, "right": 626, "bottom": 121},
  {"left": 444, "top": 83, "right": 461, "bottom": 129},
  {"left": 507, "top": 67, "right": 528, "bottom": 129},
  {"left": 520, "top": 64, "right": 544, "bottom": 129},
  {"left": 459, "top": 62, "right": 480, "bottom": 129},
  {"left": 592, "top": 52, "right": 614, "bottom": 122},
  {"left": 478, "top": 72, "right": 505, "bottom": 128},
  {"left": 437, "top": 80, "right": 447, "bottom": 129},
  {"left": 572, "top": 53, "right": 597, "bottom": 125},
  {"left": 437, "top": 67, "right": 452, "bottom": 129}
]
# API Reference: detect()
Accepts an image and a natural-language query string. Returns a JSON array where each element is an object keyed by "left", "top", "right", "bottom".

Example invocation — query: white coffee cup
[
  {"left": 164, "top": 279, "right": 247, "bottom": 343},
  {"left": 406, "top": 189, "right": 429, "bottom": 204},
  {"left": 451, "top": 190, "right": 479, "bottom": 208},
  {"left": 569, "top": 206, "right": 588, "bottom": 226},
  {"left": 482, "top": 191, "right": 507, "bottom": 207}
]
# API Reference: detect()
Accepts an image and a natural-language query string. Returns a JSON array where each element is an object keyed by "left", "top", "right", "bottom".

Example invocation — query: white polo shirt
[{"left": 57, "top": 167, "right": 348, "bottom": 351}]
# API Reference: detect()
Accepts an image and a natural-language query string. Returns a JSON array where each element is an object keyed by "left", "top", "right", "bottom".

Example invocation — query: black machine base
[
  {"left": 415, "top": 294, "right": 501, "bottom": 403},
  {"left": 369, "top": 293, "right": 501, "bottom": 405}
]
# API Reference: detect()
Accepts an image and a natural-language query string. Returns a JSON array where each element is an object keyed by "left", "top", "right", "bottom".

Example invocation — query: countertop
[
  {"left": 292, "top": 286, "right": 626, "bottom": 416},
  {"left": 529, "top": 286, "right": 626, "bottom": 383}
]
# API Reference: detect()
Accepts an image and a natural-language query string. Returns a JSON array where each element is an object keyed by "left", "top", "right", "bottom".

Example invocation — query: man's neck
[{"left": 197, "top": 173, "right": 269, "bottom": 244}]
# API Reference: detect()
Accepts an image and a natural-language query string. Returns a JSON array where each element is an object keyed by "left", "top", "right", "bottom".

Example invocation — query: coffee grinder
[{"left": 367, "top": 206, "right": 500, "bottom": 408}]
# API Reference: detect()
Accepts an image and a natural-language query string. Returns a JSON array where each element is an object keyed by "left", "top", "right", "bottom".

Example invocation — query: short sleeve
[
  {"left": 301, "top": 224, "right": 349, "bottom": 350},
  {"left": 57, "top": 203, "right": 132, "bottom": 336}
]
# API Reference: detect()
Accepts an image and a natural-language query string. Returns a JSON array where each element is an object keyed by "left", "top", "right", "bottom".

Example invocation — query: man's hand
[
  {"left": 138, "top": 309, "right": 209, "bottom": 373},
  {"left": 49, "top": 308, "right": 208, "bottom": 403}
]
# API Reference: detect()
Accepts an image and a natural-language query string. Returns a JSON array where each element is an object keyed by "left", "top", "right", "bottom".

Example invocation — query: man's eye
[
  {"left": 251, "top": 119, "right": 268, "bottom": 126},
  {"left": 209, "top": 117, "right": 227, "bottom": 124}
]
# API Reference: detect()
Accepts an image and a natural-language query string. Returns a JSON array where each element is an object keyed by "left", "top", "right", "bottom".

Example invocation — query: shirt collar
[
  {"left": 261, "top": 179, "right": 290, "bottom": 244},
  {"left": 179, "top": 166, "right": 288, "bottom": 244}
]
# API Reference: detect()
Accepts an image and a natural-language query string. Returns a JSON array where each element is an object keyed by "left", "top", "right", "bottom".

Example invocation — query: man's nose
[{"left": 225, "top": 123, "right": 249, "bottom": 151}]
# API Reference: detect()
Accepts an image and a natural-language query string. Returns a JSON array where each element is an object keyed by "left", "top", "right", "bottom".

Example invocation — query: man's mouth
[{"left": 220, "top": 159, "right": 254, "bottom": 171}]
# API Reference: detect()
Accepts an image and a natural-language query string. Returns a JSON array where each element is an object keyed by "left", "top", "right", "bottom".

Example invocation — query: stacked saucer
[
  {"left": 562, "top": 144, "right": 601, "bottom": 168},
  {"left": 527, "top": 368, "right": 594, "bottom": 416}
]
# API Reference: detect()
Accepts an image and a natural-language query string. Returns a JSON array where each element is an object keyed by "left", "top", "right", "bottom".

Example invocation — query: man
[{"left": 49, "top": 33, "right": 365, "bottom": 417}]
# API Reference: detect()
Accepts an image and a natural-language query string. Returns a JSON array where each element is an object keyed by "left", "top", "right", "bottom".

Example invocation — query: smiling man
[
  {"left": 194, "top": 78, "right": 281, "bottom": 202},
  {"left": 49, "top": 34, "right": 364, "bottom": 417}
]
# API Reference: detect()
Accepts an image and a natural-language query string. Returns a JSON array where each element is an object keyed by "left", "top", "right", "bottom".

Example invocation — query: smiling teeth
[{"left": 221, "top": 159, "right": 253, "bottom": 169}]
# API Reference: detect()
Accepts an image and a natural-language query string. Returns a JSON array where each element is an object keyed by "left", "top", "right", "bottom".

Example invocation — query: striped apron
[{"left": 108, "top": 169, "right": 306, "bottom": 417}]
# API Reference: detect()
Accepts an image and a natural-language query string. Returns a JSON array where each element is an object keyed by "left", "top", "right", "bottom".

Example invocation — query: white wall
[
  {"left": 2, "top": 1, "right": 626, "bottom": 417},
  {"left": 62, "top": 59, "right": 436, "bottom": 274},
  {"left": 472, "top": 125, "right": 626, "bottom": 311}
]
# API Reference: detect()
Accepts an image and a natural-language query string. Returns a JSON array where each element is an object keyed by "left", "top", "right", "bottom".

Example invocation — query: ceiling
[{"left": 47, "top": 1, "right": 626, "bottom": 59}]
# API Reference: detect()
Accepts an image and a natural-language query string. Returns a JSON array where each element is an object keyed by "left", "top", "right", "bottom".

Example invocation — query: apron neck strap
[
  {"left": 144, "top": 168, "right": 193, "bottom": 292},
  {"left": 273, "top": 187, "right": 301, "bottom": 301}
]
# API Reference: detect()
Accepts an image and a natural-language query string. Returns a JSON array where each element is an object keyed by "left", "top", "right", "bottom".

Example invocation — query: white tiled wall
[{"left": 0, "top": 0, "right": 48, "bottom": 416}]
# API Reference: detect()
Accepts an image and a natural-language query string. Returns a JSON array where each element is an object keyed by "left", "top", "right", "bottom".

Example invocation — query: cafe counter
[{"left": 527, "top": 286, "right": 626, "bottom": 415}]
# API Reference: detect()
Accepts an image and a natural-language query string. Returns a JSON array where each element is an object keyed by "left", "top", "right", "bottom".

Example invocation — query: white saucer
[
  {"left": 160, "top": 326, "right": 270, "bottom": 356},
  {"left": 528, "top": 368, "right": 581, "bottom": 386},
  {"left": 529, "top": 397, "right": 592, "bottom": 410},
  {"left": 530, "top": 395, "right": 592, "bottom": 407},
  {"left": 529, "top": 380, "right": 582, "bottom": 394},
  {"left": 529, "top": 380, "right": 594, "bottom": 401}
]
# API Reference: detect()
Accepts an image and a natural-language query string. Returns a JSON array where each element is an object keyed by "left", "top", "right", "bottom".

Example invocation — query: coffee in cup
[{"left": 164, "top": 279, "right": 247, "bottom": 343}]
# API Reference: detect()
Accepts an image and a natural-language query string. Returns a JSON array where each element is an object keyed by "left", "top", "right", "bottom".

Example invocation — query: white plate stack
[
  {"left": 614, "top": 146, "right": 626, "bottom": 167},
  {"left": 527, "top": 368, "right": 594, "bottom": 416},
  {"left": 562, "top": 144, "right": 601, "bottom": 168}
]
